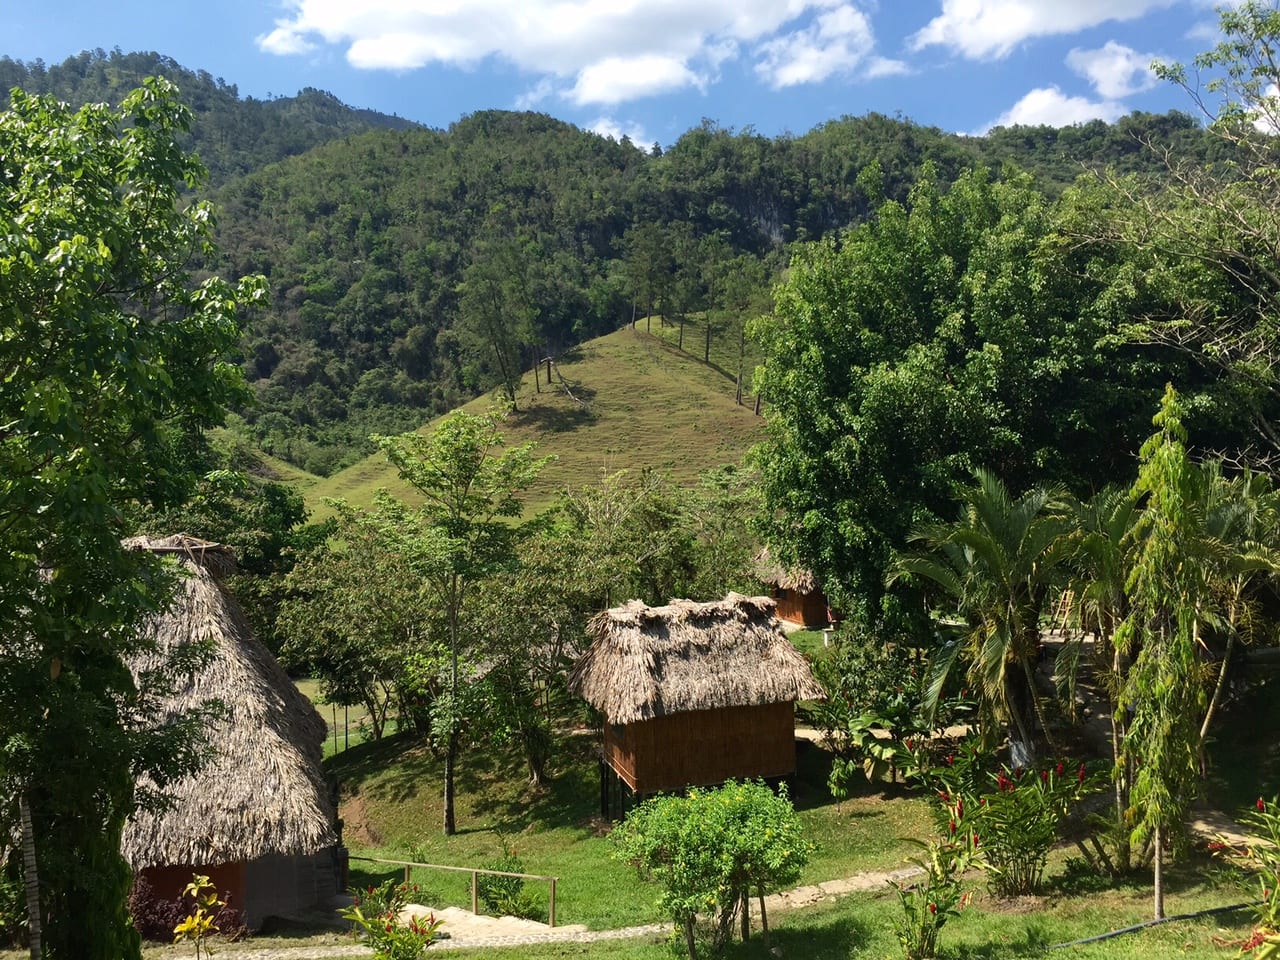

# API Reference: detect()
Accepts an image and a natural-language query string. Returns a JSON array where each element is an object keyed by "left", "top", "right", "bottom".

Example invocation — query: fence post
[
  {"left": 549, "top": 877, "right": 556, "bottom": 928},
  {"left": 471, "top": 871, "right": 478, "bottom": 914},
  {"left": 404, "top": 864, "right": 411, "bottom": 885}
]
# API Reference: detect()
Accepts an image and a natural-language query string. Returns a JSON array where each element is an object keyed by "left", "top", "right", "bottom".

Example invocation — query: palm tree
[
  {"left": 1062, "top": 485, "right": 1141, "bottom": 871},
  {"left": 892, "top": 469, "right": 1075, "bottom": 763}
]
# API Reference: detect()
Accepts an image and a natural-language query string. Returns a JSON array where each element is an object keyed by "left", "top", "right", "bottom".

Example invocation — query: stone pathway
[{"left": 200, "top": 864, "right": 925, "bottom": 959}]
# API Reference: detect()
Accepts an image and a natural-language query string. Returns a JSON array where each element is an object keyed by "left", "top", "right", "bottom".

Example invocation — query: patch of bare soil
[{"left": 340, "top": 792, "right": 382, "bottom": 847}]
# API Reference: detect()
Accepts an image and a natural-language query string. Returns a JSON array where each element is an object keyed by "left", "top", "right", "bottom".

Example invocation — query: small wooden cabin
[
  {"left": 568, "top": 594, "right": 824, "bottom": 815},
  {"left": 121, "top": 535, "right": 342, "bottom": 931},
  {"left": 753, "top": 548, "right": 831, "bottom": 628}
]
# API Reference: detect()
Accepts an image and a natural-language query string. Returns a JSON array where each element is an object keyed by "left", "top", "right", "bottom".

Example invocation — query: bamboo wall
[
  {"left": 603, "top": 701, "right": 798, "bottom": 794},
  {"left": 771, "top": 587, "right": 829, "bottom": 627}
]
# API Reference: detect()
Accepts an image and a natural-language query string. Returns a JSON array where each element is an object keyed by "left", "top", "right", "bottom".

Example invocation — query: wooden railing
[{"left": 349, "top": 855, "right": 559, "bottom": 927}]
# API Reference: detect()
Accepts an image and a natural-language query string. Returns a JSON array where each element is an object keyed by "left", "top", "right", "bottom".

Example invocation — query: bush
[
  {"left": 127, "top": 875, "right": 187, "bottom": 943},
  {"left": 612, "top": 780, "right": 812, "bottom": 957},
  {"left": 470, "top": 835, "right": 540, "bottom": 920}
]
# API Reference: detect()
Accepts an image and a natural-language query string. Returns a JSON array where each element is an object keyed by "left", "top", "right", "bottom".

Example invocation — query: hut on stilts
[
  {"left": 568, "top": 593, "right": 824, "bottom": 819},
  {"left": 752, "top": 547, "right": 832, "bottom": 628},
  {"left": 121, "top": 535, "right": 342, "bottom": 931}
]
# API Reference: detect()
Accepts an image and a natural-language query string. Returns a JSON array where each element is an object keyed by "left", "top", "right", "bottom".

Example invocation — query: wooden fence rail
[{"left": 349, "top": 855, "right": 559, "bottom": 927}]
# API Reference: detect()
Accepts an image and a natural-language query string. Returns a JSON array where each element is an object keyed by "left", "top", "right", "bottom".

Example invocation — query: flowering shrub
[
  {"left": 340, "top": 902, "right": 443, "bottom": 960},
  {"left": 929, "top": 747, "right": 1102, "bottom": 896},
  {"left": 1212, "top": 796, "right": 1280, "bottom": 959},
  {"left": 891, "top": 838, "right": 976, "bottom": 960},
  {"left": 354, "top": 880, "right": 415, "bottom": 917}
]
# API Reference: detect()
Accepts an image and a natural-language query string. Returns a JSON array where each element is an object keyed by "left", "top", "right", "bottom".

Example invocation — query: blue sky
[{"left": 3, "top": 1, "right": 1239, "bottom": 145}]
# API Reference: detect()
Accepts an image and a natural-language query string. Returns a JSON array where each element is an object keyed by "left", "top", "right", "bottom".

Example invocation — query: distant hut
[
  {"left": 121, "top": 535, "right": 341, "bottom": 931},
  {"left": 753, "top": 547, "right": 831, "bottom": 628},
  {"left": 568, "top": 593, "right": 824, "bottom": 817}
]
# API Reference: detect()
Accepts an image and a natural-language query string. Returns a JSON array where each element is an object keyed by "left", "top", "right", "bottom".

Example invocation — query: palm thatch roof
[
  {"left": 752, "top": 547, "right": 819, "bottom": 593},
  {"left": 568, "top": 593, "right": 825, "bottom": 725},
  {"left": 120, "top": 535, "right": 336, "bottom": 870}
]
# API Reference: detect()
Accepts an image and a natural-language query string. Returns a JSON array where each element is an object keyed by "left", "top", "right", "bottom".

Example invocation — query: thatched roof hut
[
  {"left": 752, "top": 547, "right": 830, "bottom": 627},
  {"left": 121, "top": 535, "right": 339, "bottom": 929},
  {"left": 569, "top": 594, "right": 823, "bottom": 809}
]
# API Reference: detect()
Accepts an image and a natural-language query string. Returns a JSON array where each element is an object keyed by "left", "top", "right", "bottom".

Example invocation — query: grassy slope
[{"left": 302, "top": 325, "right": 766, "bottom": 520}]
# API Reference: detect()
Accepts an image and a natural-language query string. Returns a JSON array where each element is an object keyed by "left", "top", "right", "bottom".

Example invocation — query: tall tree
[
  {"left": 753, "top": 166, "right": 1165, "bottom": 632},
  {"left": 0, "top": 80, "right": 262, "bottom": 957},
  {"left": 1118, "top": 386, "right": 1218, "bottom": 920},
  {"left": 458, "top": 231, "right": 538, "bottom": 410},
  {"left": 375, "top": 404, "right": 550, "bottom": 834}
]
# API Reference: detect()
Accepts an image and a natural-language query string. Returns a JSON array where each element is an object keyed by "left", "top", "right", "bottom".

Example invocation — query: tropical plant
[
  {"left": 890, "top": 838, "right": 976, "bottom": 960},
  {"left": 1213, "top": 796, "right": 1280, "bottom": 959},
  {"left": 892, "top": 469, "right": 1075, "bottom": 762},
  {"left": 172, "top": 876, "right": 225, "bottom": 960}
]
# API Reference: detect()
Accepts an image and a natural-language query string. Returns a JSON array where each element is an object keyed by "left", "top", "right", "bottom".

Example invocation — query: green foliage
[
  {"left": 753, "top": 165, "right": 1193, "bottom": 637},
  {"left": 890, "top": 838, "right": 976, "bottom": 960},
  {"left": 172, "top": 875, "right": 225, "bottom": 960},
  {"left": 376, "top": 402, "right": 552, "bottom": 835},
  {"left": 892, "top": 470, "right": 1074, "bottom": 758},
  {"left": 353, "top": 880, "right": 413, "bottom": 918},
  {"left": 471, "top": 835, "right": 539, "bottom": 920},
  {"left": 1215, "top": 797, "right": 1280, "bottom": 958},
  {"left": 611, "top": 781, "right": 812, "bottom": 956},
  {"left": 340, "top": 901, "right": 443, "bottom": 960},
  {"left": 0, "top": 77, "right": 260, "bottom": 958}
]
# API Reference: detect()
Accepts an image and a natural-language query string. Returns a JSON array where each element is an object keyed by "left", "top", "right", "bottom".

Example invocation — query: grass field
[{"left": 300, "top": 326, "right": 767, "bottom": 520}]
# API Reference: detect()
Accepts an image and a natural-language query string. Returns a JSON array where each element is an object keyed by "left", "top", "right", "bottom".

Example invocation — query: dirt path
[{"left": 190, "top": 864, "right": 926, "bottom": 959}]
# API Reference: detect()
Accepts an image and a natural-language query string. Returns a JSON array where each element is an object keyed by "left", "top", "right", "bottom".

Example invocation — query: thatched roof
[
  {"left": 121, "top": 534, "right": 336, "bottom": 870},
  {"left": 567, "top": 593, "right": 825, "bottom": 725},
  {"left": 752, "top": 547, "right": 819, "bottom": 594}
]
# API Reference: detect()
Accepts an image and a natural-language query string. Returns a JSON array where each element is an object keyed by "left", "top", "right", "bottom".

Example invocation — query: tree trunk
[
  {"left": 735, "top": 321, "right": 745, "bottom": 405},
  {"left": 19, "top": 792, "right": 40, "bottom": 960},
  {"left": 1153, "top": 824, "right": 1164, "bottom": 920},
  {"left": 1199, "top": 591, "right": 1240, "bottom": 773},
  {"left": 704, "top": 317, "right": 712, "bottom": 364},
  {"left": 758, "top": 888, "right": 769, "bottom": 946},
  {"left": 533, "top": 344, "right": 541, "bottom": 393},
  {"left": 444, "top": 575, "right": 461, "bottom": 836},
  {"left": 740, "top": 891, "right": 749, "bottom": 942},
  {"left": 678, "top": 314, "right": 684, "bottom": 350},
  {"left": 684, "top": 917, "right": 697, "bottom": 958}
]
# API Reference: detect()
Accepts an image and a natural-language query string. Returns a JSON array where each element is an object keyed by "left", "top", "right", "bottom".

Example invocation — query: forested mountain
[
  {"left": 0, "top": 50, "right": 1220, "bottom": 475},
  {"left": 0, "top": 49, "right": 416, "bottom": 184}
]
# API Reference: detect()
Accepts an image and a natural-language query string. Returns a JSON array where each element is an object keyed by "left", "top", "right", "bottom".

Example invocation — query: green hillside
[{"left": 303, "top": 326, "right": 765, "bottom": 518}]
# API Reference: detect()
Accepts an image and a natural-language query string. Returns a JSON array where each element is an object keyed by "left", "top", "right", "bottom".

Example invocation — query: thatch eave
[
  {"left": 568, "top": 593, "right": 825, "bottom": 726},
  {"left": 120, "top": 535, "right": 336, "bottom": 871}
]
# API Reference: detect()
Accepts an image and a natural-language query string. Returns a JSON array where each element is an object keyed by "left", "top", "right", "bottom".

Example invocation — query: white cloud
[
  {"left": 257, "top": 22, "right": 317, "bottom": 56},
  {"left": 589, "top": 116, "right": 650, "bottom": 144},
  {"left": 569, "top": 54, "right": 703, "bottom": 105},
  {"left": 256, "top": 0, "right": 891, "bottom": 105},
  {"left": 910, "top": 0, "right": 1176, "bottom": 60},
  {"left": 1066, "top": 41, "right": 1159, "bottom": 98},
  {"left": 979, "top": 86, "right": 1127, "bottom": 132},
  {"left": 514, "top": 78, "right": 555, "bottom": 110},
  {"left": 865, "top": 56, "right": 911, "bottom": 79},
  {"left": 754, "top": 3, "right": 874, "bottom": 88}
]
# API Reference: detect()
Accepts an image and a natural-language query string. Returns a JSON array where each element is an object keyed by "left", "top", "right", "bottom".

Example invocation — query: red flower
[
  {"left": 1259, "top": 797, "right": 1267, "bottom": 812},
  {"left": 1040, "top": 770, "right": 1049, "bottom": 784},
  {"left": 956, "top": 799, "right": 964, "bottom": 818},
  {"left": 949, "top": 819, "right": 956, "bottom": 835},
  {"left": 385, "top": 922, "right": 393, "bottom": 933},
  {"left": 905, "top": 739, "right": 914, "bottom": 750},
  {"left": 972, "top": 833, "right": 979, "bottom": 847},
  {"left": 1055, "top": 762, "right": 1064, "bottom": 776},
  {"left": 928, "top": 903, "right": 937, "bottom": 915},
  {"left": 946, "top": 755, "right": 954, "bottom": 765},
  {"left": 1078, "top": 763, "right": 1086, "bottom": 783}
]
